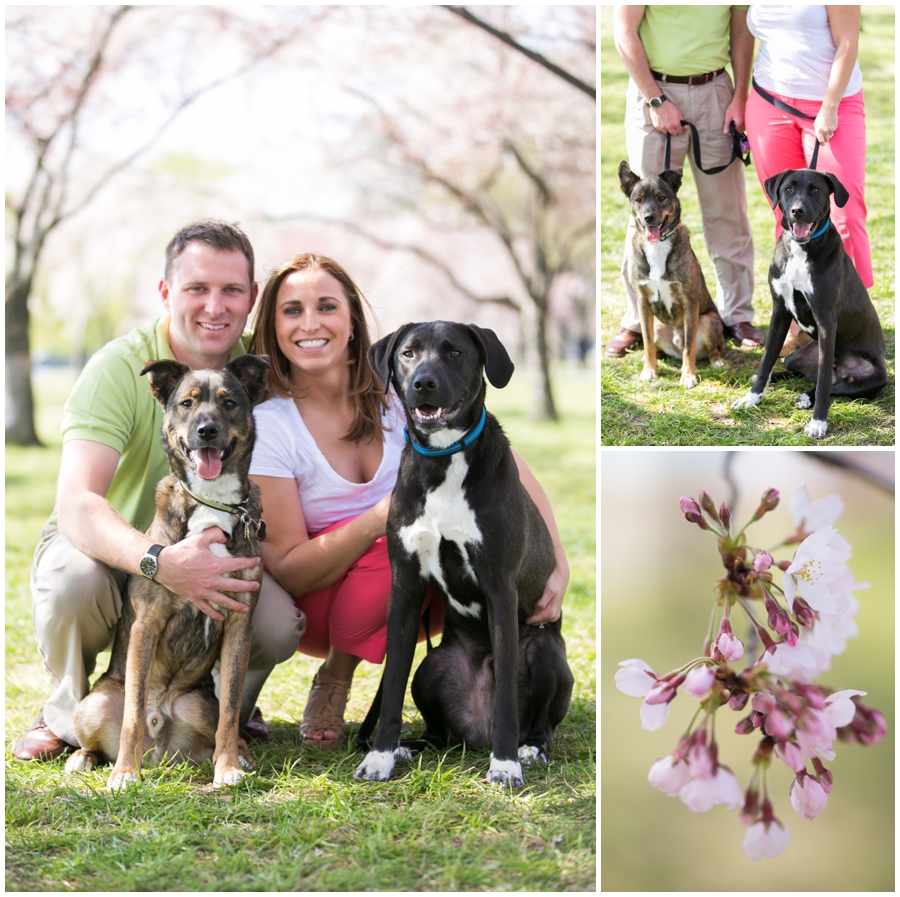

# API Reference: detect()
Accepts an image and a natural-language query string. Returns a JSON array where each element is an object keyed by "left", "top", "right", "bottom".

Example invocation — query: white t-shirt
[
  {"left": 749, "top": 5, "right": 863, "bottom": 101},
  {"left": 250, "top": 394, "right": 407, "bottom": 535}
]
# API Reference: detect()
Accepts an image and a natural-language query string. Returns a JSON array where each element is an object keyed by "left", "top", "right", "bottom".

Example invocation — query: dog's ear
[
  {"left": 819, "top": 172, "right": 850, "bottom": 208},
  {"left": 141, "top": 359, "right": 189, "bottom": 407},
  {"left": 368, "top": 323, "right": 420, "bottom": 394},
  {"left": 618, "top": 161, "right": 640, "bottom": 197},
  {"left": 659, "top": 169, "right": 683, "bottom": 194},
  {"left": 764, "top": 169, "right": 794, "bottom": 209},
  {"left": 226, "top": 354, "right": 271, "bottom": 407},
  {"left": 466, "top": 324, "right": 515, "bottom": 389}
]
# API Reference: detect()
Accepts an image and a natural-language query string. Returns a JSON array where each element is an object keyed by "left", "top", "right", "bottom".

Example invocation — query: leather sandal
[{"left": 299, "top": 671, "right": 350, "bottom": 751}]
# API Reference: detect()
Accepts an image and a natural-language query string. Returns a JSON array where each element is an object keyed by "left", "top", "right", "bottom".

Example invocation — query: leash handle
[
  {"left": 752, "top": 77, "right": 822, "bottom": 170},
  {"left": 663, "top": 120, "right": 749, "bottom": 175}
]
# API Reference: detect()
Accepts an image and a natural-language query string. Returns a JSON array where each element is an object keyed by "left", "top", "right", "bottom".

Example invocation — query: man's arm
[
  {"left": 724, "top": 7, "right": 754, "bottom": 133},
  {"left": 613, "top": 4, "right": 685, "bottom": 136},
  {"left": 56, "top": 439, "right": 260, "bottom": 620}
]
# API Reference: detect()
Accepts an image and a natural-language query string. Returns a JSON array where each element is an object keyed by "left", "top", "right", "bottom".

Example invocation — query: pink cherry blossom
[
  {"left": 783, "top": 527, "right": 851, "bottom": 613},
  {"left": 679, "top": 764, "right": 744, "bottom": 814},
  {"left": 615, "top": 659, "right": 657, "bottom": 697},
  {"left": 795, "top": 708, "right": 837, "bottom": 761},
  {"left": 753, "top": 550, "right": 773, "bottom": 572},
  {"left": 683, "top": 665, "right": 716, "bottom": 698},
  {"left": 648, "top": 754, "right": 690, "bottom": 796},
  {"left": 639, "top": 700, "right": 670, "bottom": 731},
  {"left": 763, "top": 708, "right": 795, "bottom": 740},
  {"left": 716, "top": 621, "right": 744, "bottom": 661},
  {"left": 742, "top": 819, "right": 791, "bottom": 860},
  {"left": 790, "top": 774, "right": 828, "bottom": 820},
  {"left": 775, "top": 740, "right": 807, "bottom": 773},
  {"left": 762, "top": 641, "right": 817, "bottom": 677},
  {"left": 824, "top": 689, "right": 867, "bottom": 728},
  {"left": 791, "top": 484, "right": 844, "bottom": 533}
]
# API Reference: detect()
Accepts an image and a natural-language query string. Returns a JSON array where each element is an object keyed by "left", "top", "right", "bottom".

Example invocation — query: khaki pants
[
  {"left": 30, "top": 524, "right": 306, "bottom": 746},
  {"left": 619, "top": 73, "right": 755, "bottom": 331}
]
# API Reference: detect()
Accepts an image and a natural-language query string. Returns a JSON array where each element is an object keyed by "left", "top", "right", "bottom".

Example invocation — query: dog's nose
[
  {"left": 411, "top": 367, "right": 440, "bottom": 393},
  {"left": 196, "top": 422, "right": 219, "bottom": 440}
]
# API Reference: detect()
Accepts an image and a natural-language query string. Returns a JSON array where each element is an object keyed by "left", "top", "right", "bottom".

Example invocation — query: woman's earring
[{"left": 349, "top": 331, "right": 355, "bottom": 341}]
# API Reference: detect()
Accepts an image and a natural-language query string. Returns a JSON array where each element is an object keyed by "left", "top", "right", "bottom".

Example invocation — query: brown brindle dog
[
  {"left": 619, "top": 161, "right": 726, "bottom": 388},
  {"left": 64, "top": 355, "right": 269, "bottom": 790}
]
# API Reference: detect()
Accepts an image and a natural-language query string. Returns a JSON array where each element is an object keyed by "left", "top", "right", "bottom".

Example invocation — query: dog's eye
[
  {"left": 180, "top": 399, "right": 193, "bottom": 408},
  {"left": 449, "top": 350, "right": 461, "bottom": 358},
  {"left": 401, "top": 350, "right": 414, "bottom": 358},
  {"left": 223, "top": 399, "right": 237, "bottom": 410},
  {"left": 811, "top": 187, "right": 819, "bottom": 194}
]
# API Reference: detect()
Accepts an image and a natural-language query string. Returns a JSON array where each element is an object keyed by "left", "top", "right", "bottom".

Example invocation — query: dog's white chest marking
[
  {"left": 772, "top": 243, "right": 816, "bottom": 335},
  {"left": 398, "top": 453, "right": 483, "bottom": 619},
  {"left": 638, "top": 240, "right": 678, "bottom": 314}
]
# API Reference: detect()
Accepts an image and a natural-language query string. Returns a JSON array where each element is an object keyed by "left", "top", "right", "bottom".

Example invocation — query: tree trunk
[
  {"left": 5, "top": 272, "right": 42, "bottom": 446},
  {"left": 523, "top": 299, "right": 558, "bottom": 422}
]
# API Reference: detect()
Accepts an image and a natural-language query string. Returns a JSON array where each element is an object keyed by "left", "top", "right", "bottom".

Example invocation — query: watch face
[{"left": 140, "top": 555, "right": 158, "bottom": 578}]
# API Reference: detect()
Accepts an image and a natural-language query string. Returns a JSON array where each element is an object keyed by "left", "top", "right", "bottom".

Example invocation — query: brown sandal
[{"left": 299, "top": 671, "right": 351, "bottom": 751}]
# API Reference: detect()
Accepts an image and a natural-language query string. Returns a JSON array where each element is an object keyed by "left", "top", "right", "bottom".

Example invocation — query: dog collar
[
  {"left": 658, "top": 224, "right": 678, "bottom": 242},
  {"left": 788, "top": 219, "right": 830, "bottom": 243},
  {"left": 404, "top": 407, "right": 487, "bottom": 458},
  {"left": 180, "top": 485, "right": 267, "bottom": 541}
]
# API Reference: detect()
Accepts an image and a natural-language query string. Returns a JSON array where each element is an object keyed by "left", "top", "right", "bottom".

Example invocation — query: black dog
[
  {"left": 354, "top": 321, "right": 573, "bottom": 788},
  {"left": 65, "top": 356, "right": 269, "bottom": 789},
  {"left": 733, "top": 168, "right": 886, "bottom": 438}
]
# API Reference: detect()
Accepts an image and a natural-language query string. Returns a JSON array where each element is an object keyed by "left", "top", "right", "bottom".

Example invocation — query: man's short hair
[{"left": 164, "top": 219, "right": 255, "bottom": 285}]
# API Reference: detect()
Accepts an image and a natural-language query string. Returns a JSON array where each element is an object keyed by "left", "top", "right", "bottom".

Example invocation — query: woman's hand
[
  {"left": 814, "top": 106, "right": 839, "bottom": 144},
  {"left": 526, "top": 556, "right": 570, "bottom": 626}
]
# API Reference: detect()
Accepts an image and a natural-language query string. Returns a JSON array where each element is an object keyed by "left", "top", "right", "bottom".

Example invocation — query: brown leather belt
[{"left": 650, "top": 68, "right": 725, "bottom": 85}]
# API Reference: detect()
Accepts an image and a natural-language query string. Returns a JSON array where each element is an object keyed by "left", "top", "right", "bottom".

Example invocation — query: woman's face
[{"left": 274, "top": 268, "right": 355, "bottom": 379}]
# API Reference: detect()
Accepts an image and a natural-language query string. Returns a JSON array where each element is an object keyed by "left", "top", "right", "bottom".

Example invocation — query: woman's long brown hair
[{"left": 248, "top": 253, "right": 390, "bottom": 443}]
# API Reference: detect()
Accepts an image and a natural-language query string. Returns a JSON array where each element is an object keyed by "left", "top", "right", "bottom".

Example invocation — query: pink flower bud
[
  {"left": 765, "top": 596, "right": 791, "bottom": 634},
  {"left": 752, "top": 692, "right": 775, "bottom": 714},
  {"left": 719, "top": 502, "right": 732, "bottom": 530},
  {"left": 734, "top": 715, "right": 755, "bottom": 735},
  {"left": 790, "top": 773, "right": 828, "bottom": 820},
  {"left": 717, "top": 630, "right": 744, "bottom": 662},
  {"left": 729, "top": 692, "right": 750, "bottom": 711},
  {"left": 753, "top": 550, "right": 773, "bottom": 572},
  {"left": 679, "top": 496, "right": 708, "bottom": 529},
  {"left": 699, "top": 490, "right": 721, "bottom": 522},
  {"left": 648, "top": 754, "right": 691, "bottom": 796},
  {"left": 764, "top": 708, "right": 795, "bottom": 740},
  {"left": 793, "top": 600, "right": 814, "bottom": 629},
  {"left": 684, "top": 665, "right": 716, "bottom": 698},
  {"left": 756, "top": 488, "right": 780, "bottom": 517}
]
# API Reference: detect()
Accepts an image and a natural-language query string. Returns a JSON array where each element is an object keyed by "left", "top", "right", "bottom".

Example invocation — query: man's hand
[
  {"left": 154, "top": 528, "right": 260, "bottom": 620},
  {"left": 723, "top": 96, "right": 747, "bottom": 135},
  {"left": 649, "top": 100, "right": 686, "bottom": 136}
]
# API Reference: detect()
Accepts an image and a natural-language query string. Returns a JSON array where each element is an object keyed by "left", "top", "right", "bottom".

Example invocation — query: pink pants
[
  {"left": 745, "top": 87, "right": 872, "bottom": 287},
  {"left": 292, "top": 516, "right": 442, "bottom": 664}
]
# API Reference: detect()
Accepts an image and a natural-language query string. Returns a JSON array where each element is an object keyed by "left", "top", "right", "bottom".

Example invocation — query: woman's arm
[
  {"left": 252, "top": 474, "right": 390, "bottom": 596},
  {"left": 512, "top": 450, "right": 570, "bottom": 625},
  {"left": 819, "top": 6, "right": 861, "bottom": 143}
]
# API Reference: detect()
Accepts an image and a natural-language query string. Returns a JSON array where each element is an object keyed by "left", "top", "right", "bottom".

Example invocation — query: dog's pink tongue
[
  {"left": 196, "top": 447, "right": 222, "bottom": 480},
  {"left": 645, "top": 225, "right": 661, "bottom": 243},
  {"left": 792, "top": 222, "right": 813, "bottom": 239}
]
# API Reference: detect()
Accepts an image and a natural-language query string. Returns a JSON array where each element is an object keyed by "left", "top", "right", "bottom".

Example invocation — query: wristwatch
[
  {"left": 139, "top": 544, "right": 165, "bottom": 580},
  {"left": 647, "top": 95, "right": 668, "bottom": 109}
]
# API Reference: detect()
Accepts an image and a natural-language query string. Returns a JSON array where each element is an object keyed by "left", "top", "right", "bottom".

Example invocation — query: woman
[
  {"left": 744, "top": 6, "right": 870, "bottom": 353},
  {"left": 247, "top": 253, "right": 568, "bottom": 749}
]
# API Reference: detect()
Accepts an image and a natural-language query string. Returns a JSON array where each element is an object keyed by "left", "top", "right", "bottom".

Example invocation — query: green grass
[
  {"left": 5, "top": 366, "right": 596, "bottom": 892},
  {"left": 600, "top": 6, "right": 895, "bottom": 445}
]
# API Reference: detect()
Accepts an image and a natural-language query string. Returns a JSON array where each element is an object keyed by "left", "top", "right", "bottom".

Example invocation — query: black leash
[
  {"left": 663, "top": 119, "right": 751, "bottom": 175},
  {"left": 752, "top": 77, "right": 821, "bottom": 170},
  {"left": 354, "top": 605, "right": 434, "bottom": 750}
]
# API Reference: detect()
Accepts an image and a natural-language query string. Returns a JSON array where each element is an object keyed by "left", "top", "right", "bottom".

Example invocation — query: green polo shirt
[
  {"left": 639, "top": 6, "right": 747, "bottom": 77},
  {"left": 50, "top": 317, "right": 249, "bottom": 533}
]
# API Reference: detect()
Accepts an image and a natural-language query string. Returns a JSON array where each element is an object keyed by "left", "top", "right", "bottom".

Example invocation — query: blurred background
[
  {"left": 6, "top": 5, "right": 596, "bottom": 446},
  {"left": 601, "top": 450, "right": 894, "bottom": 890}
]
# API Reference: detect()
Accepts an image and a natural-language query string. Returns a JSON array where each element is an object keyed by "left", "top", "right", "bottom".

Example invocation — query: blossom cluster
[{"left": 615, "top": 485, "right": 886, "bottom": 860}]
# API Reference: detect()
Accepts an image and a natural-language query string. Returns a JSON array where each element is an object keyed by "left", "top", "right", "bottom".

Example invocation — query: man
[
  {"left": 607, "top": 5, "right": 763, "bottom": 357},
  {"left": 14, "top": 220, "right": 305, "bottom": 761}
]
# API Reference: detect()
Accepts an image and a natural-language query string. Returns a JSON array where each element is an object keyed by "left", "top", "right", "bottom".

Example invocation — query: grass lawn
[
  {"left": 600, "top": 6, "right": 895, "bottom": 445},
  {"left": 5, "top": 365, "right": 596, "bottom": 892}
]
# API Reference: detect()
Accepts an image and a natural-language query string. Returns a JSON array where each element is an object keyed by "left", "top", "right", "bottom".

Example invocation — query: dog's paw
[
  {"left": 354, "top": 750, "right": 396, "bottom": 782},
  {"left": 711, "top": 358, "right": 726, "bottom": 369},
  {"left": 213, "top": 766, "right": 247, "bottom": 788},
  {"left": 639, "top": 367, "right": 658, "bottom": 382},
  {"left": 65, "top": 749, "right": 99, "bottom": 774},
  {"left": 804, "top": 418, "right": 828, "bottom": 439},
  {"left": 518, "top": 744, "right": 548, "bottom": 767},
  {"left": 731, "top": 391, "right": 762, "bottom": 410},
  {"left": 107, "top": 768, "right": 138, "bottom": 791},
  {"left": 795, "top": 393, "right": 813, "bottom": 409},
  {"left": 680, "top": 373, "right": 699, "bottom": 389},
  {"left": 393, "top": 746, "right": 415, "bottom": 761},
  {"left": 486, "top": 755, "right": 525, "bottom": 789}
]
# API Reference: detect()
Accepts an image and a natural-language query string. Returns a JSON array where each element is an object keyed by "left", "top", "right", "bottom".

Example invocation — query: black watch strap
[{"left": 139, "top": 543, "right": 164, "bottom": 580}]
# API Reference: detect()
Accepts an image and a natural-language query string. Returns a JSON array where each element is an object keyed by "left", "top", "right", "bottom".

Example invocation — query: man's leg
[{"left": 17, "top": 525, "right": 125, "bottom": 758}]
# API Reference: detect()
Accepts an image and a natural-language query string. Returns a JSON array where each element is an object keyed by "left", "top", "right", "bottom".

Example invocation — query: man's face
[{"left": 160, "top": 242, "right": 258, "bottom": 370}]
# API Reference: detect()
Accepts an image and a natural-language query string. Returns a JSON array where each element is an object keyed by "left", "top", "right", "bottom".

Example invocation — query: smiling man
[{"left": 14, "top": 220, "right": 305, "bottom": 762}]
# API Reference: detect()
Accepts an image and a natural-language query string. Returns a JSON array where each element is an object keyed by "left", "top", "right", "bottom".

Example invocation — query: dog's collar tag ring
[
  {"left": 405, "top": 407, "right": 487, "bottom": 458},
  {"left": 181, "top": 485, "right": 267, "bottom": 541}
]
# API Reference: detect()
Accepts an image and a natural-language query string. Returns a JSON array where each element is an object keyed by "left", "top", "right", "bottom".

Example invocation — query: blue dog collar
[
  {"left": 404, "top": 407, "right": 487, "bottom": 458},
  {"left": 788, "top": 219, "right": 830, "bottom": 243}
]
